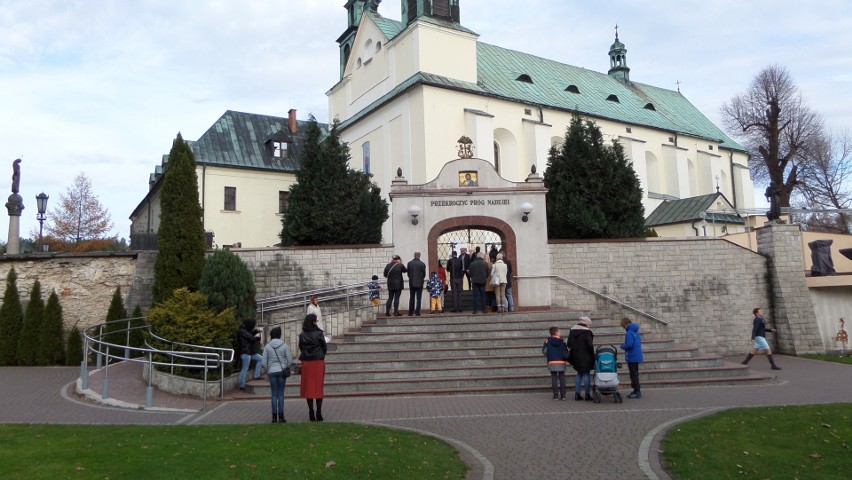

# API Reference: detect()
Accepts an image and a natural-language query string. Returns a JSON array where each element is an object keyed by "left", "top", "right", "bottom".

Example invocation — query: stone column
[
  {"left": 756, "top": 223, "right": 824, "bottom": 354},
  {"left": 5, "top": 193, "right": 23, "bottom": 255}
]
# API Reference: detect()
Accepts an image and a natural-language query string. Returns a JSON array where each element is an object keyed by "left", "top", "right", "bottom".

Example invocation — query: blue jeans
[
  {"left": 268, "top": 370, "right": 287, "bottom": 417},
  {"left": 575, "top": 370, "right": 591, "bottom": 396},
  {"left": 505, "top": 286, "right": 515, "bottom": 311},
  {"left": 472, "top": 283, "right": 486, "bottom": 312},
  {"left": 239, "top": 353, "right": 263, "bottom": 387}
]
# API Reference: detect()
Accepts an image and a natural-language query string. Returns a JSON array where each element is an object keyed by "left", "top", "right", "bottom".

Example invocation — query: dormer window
[
  {"left": 273, "top": 141, "right": 289, "bottom": 158},
  {"left": 565, "top": 85, "right": 580, "bottom": 94},
  {"left": 516, "top": 74, "right": 534, "bottom": 84},
  {"left": 606, "top": 94, "right": 620, "bottom": 103},
  {"left": 643, "top": 102, "right": 656, "bottom": 111}
]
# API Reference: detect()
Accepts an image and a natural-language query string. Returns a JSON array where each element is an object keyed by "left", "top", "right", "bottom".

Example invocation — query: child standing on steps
[
  {"left": 620, "top": 317, "right": 644, "bottom": 399},
  {"left": 542, "top": 326, "right": 568, "bottom": 400},
  {"left": 427, "top": 271, "right": 444, "bottom": 314}
]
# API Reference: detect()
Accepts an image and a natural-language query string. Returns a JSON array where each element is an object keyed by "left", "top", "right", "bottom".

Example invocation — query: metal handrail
[
  {"left": 516, "top": 274, "right": 669, "bottom": 325},
  {"left": 81, "top": 317, "right": 235, "bottom": 410},
  {"left": 256, "top": 280, "right": 385, "bottom": 324}
]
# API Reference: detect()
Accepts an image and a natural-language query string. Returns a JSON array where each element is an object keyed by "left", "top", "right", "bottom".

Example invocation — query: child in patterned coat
[{"left": 427, "top": 271, "right": 444, "bottom": 314}]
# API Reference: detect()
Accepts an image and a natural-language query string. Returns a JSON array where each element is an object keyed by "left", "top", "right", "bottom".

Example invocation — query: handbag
[
  {"left": 562, "top": 344, "right": 572, "bottom": 362},
  {"left": 271, "top": 345, "right": 291, "bottom": 378}
]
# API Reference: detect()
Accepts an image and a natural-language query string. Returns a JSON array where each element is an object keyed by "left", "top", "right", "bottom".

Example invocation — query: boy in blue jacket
[
  {"left": 543, "top": 326, "right": 568, "bottom": 400},
  {"left": 620, "top": 318, "right": 644, "bottom": 399}
]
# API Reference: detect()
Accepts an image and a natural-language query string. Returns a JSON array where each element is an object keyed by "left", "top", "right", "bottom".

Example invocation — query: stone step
[
  {"left": 327, "top": 345, "right": 699, "bottom": 362},
  {"left": 343, "top": 328, "right": 647, "bottom": 342},
  {"left": 246, "top": 361, "right": 765, "bottom": 395},
  {"left": 312, "top": 356, "right": 725, "bottom": 379},
  {"left": 329, "top": 335, "right": 675, "bottom": 352},
  {"left": 374, "top": 311, "right": 599, "bottom": 325},
  {"left": 361, "top": 318, "right": 632, "bottom": 334}
]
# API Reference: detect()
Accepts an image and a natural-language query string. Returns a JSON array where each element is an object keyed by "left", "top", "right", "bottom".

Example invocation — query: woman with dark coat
[
  {"left": 298, "top": 313, "right": 327, "bottom": 421},
  {"left": 567, "top": 317, "right": 595, "bottom": 401}
]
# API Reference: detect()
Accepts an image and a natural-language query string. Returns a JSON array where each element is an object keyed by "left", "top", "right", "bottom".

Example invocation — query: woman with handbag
[
  {"left": 262, "top": 326, "right": 293, "bottom": 423},
  {"left": 299, "top": 313, "right": 328, "bottom": 421}
]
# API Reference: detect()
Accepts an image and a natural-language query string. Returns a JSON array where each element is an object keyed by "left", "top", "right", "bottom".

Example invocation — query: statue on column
[
  {"left": 12, "top": 158, "right": 21, "bottom": 194},
  {"left": 764, "top": 181, "right": 781, "bottom": 221}
]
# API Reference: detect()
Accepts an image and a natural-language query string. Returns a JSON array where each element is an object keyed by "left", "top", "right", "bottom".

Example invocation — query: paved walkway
[{"left": 2, "top": 355, "right": 851, "bottom": 479}]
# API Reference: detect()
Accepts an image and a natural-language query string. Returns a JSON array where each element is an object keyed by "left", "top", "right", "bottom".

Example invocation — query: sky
[{"left": 2, "top": 0, "right": 851, "bottom": 240}]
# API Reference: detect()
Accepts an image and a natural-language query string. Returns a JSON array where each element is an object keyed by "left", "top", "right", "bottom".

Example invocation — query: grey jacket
[{"left": 262, "top": 339, "right": 293, "bottom": 374}]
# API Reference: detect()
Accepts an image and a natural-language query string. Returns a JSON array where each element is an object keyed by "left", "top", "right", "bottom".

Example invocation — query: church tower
[
  {"left": 337, "top": 1, "right": 381, "bottom": 78},
  {"left": 401, "top": 0, "right": 461, "bottom": 27},
  {"left": 608, "top": 27, "right": 630, "bottom": 83}
]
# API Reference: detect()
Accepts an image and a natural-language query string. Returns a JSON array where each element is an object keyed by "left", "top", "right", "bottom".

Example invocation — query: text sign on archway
[{"left": 430, "top": 198, "right": 512, "bottom": 207}]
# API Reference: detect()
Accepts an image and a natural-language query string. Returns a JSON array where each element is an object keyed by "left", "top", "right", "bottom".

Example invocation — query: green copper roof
[
  {"left": 476, "top": 43, "right": 745, "bottom": 152},
  {"left": 645, "top": 192, "right": 744, "bottom": 227},
  {"left": 188, "top": 110, "right": 328, "bottom": 172},
  {"left": 338, "top": 38, "right": 744, "bottom": 152}
]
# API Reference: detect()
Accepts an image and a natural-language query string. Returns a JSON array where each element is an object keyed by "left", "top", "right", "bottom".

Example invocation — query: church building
[{"left": 329, "top": 0, "right": 755, "bottom": 243}]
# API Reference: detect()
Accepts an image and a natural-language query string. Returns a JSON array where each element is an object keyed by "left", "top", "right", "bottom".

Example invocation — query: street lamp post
[{"left": 36, "top": 192, "right": 48, "bottom": 252}]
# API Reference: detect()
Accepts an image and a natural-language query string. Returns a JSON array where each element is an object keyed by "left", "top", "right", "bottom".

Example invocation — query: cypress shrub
[
  {"left": 199, "top": 249, "right": 256, "bottom": 323},
  {"left": 17, "top": 280, "right": 44, "bottom": 365},
  {"left": 0, "top": 268, "right": 23, "bottom": 365},
  {"left": 38, "top": 291, "right": 65, "bottom": 365},
  {"left": 128, "top": 304, "right": 146, "bottom": 351},
  {"left": 102, "top": 286, "right": 128, "bottom": 350},
  {"left": 65, "top": 324, "right": 83, "bottom": 366}
]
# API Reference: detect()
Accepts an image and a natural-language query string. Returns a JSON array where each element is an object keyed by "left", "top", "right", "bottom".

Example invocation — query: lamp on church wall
[
  {"left": 408, "top": 205, "right": 422, "bottom": 225},
  {"left": 521, "top": 202, "right": 534, "bottom": 223},
  {"left": 36, "top": 192, "right": 49, "bottom": 252}
]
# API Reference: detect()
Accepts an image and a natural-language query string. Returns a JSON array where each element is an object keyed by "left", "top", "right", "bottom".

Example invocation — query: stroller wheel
[
  {"left": 615, "top": 392, "right": 623, "bottom": 403},
  {"left": 593, "top": 391, "right": 601, "bottom": 403}
]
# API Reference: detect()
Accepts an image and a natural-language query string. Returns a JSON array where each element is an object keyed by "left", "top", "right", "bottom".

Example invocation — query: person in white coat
[
  {"left": 306, "top": 295, "right": 330, "bottom": 342},
  {"left": 490, "top": 254, "right": 509, "bottom": 313}
]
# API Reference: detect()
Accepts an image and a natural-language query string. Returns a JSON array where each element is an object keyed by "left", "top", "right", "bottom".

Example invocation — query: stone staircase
[{"left": 244, "top": 309, "right": 776, "bottom": 397}]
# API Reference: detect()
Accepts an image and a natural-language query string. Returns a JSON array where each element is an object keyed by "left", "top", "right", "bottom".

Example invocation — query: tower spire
[{"left": 608, "top": 26, "right": 630, "bottom": 83}]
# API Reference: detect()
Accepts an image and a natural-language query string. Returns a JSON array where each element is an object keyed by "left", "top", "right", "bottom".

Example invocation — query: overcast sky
[{"left": 2, "top": 0, "right": 850, "bottom": 240}]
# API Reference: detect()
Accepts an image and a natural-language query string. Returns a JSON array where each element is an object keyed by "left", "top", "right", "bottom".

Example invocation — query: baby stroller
[{"left": 592, "top": 345, "right": 623, "bottom": 403}]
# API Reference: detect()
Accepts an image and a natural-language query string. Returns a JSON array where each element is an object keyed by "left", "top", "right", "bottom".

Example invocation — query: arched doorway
[{"left": 427, "top": 216, "right": 519, "bottom": 302}]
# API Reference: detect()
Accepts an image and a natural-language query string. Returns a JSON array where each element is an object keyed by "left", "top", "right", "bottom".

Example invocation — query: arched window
[
  {"left": 516, "top": 74, "right": 533, "bottom": 84},
  {"left": 565, "top": 85, "right": 580, "bottom": 94},
  {"left": 493, "top": 141, "right": 501, "bottom": 173},
  {"left": 643, "top": 102, "right": 656, "bottom": 111},
  {"left": 606, "top": 94, "right": 620, "bottom": 103}
]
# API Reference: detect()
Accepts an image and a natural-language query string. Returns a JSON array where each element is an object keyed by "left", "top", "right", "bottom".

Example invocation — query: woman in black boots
[{"left": 298, "top": 313, "right": 328, "bottom": 421}]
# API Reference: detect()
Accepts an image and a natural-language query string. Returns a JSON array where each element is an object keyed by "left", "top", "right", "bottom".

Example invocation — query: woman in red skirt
[{"left": 298, "top": 313, "right": 327, "bottom": 421}]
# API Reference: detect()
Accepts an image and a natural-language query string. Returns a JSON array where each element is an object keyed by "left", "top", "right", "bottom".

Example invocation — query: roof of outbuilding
[
  {"left": 644, "top": 192, "right": 744, "bottom": 227},
  {"left": 188, "top": 110, "right": 328, "bottom": 172}
]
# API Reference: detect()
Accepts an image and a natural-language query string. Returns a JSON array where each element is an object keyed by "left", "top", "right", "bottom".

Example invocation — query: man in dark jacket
[
  {"left": 383, "top": 255, "right": 407, "bottom": 316},
  {"left": 446, "top": 250, "right": 464, "bottom": 312},
  {"left": 407, "top": 252, "right": 427, "bottom": 316},
  {"left": 237, "top": 319, "right": 263, "bottom": 390},
  {"left": 460, "top": 247, "right": 472, "bottom": 290},
  {"left": 467, "top": 253, "right": 489, "bottom": 313}
]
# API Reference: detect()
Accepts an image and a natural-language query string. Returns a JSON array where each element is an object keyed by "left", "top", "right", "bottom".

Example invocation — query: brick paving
[{"left": 2, "top": 355, "right": 851, "bottom": 479}]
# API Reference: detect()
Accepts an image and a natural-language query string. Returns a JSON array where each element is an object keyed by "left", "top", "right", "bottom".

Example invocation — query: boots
[
  {"left": 768, "top": 355, "right": 782, "bottom": 370},
  {"left": 742, "top": 353, "right": 754, "bottom": 365},
  {"left": 308, "top": 409, "right": 316, "bottom": 422},
  {"left": 316, "top": 399, "right": 324, "bottom": 422},
  {"left": 272, "top": 413, "right": 278, "bottom": 423}
]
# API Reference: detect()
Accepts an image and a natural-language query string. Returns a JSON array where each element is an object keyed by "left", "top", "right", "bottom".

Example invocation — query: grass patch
[
  {"left": 663, "top": 404, "right": 851, "bottom": 480},
  {"left": 0, "top": 423, "right": 467, "bottom": 479},
  {"left": 802, "top": 353, "right": 852, "bottom": 365}
]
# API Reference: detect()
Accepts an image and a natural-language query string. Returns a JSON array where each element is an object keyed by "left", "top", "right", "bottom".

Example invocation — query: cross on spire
[
  {"left": 614, "top": 24, "right": 619, "bottom": 40},
  {"left": 676, "top": 80, "right": 681, "bottom": 93}
]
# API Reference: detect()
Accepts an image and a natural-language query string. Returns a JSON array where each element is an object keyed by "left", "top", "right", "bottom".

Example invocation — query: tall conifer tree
[
  {"left": 545, "top": 114, "right": 645, "bottom": 238},
  {"left": 17, "top": 280, "right": 44, "bottom": 365},
  {"left": 0, "top": 268, "right": 23, "bottom": 365},
  {"left": 102, "top": 286, "right": 128, "bottom": 351},
  {"left": 280, "top": 118, "right": 388, "bottom": 245},
  {"left": 153, "top": 133, "right": 206, "bottom": 304}
]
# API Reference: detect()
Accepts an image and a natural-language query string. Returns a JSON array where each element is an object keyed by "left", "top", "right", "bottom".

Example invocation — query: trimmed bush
[
  {"left": 0, "top": 268, "right": 23, "bottom": 365},
  {"left": 38, "top": 291, "right": 65, "bottom": 365},
  {"left": 17, "top": 280, "right": 44, "bottom": 365},
  {"left": 198, "top": 249, "right": 256, "bottom": 323},
  {"left": 65, "top": 324, "right": 83, "bottom": 366},
  {"left": 102, "top": 287, "right": 128, "bottom": 350}
]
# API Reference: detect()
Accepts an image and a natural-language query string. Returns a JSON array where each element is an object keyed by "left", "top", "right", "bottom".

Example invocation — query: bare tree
[
  {"left": 796, "top": 129, "right": 852, "bottom": 232},
  {"left": 721, "top": 65, "right": 823, "bottom": 207},
  {"left": 46, "top": 172, "right": 114, "bottom": 244}
]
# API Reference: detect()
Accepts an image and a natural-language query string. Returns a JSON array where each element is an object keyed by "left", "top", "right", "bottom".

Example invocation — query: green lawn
[
  {"left": 0, "top": 423, "right": 467, "bottom": 480},
  {"left": 802, "top": 353, "right": 852, "bottom": 365},
  {"left": 663, "top": 404, "right": 851, "bottom": 480}
]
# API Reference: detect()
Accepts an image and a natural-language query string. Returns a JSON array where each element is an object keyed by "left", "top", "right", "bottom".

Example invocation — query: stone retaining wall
[{"left": 549, "top": 237, "right": 771, "bottom": 355}]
